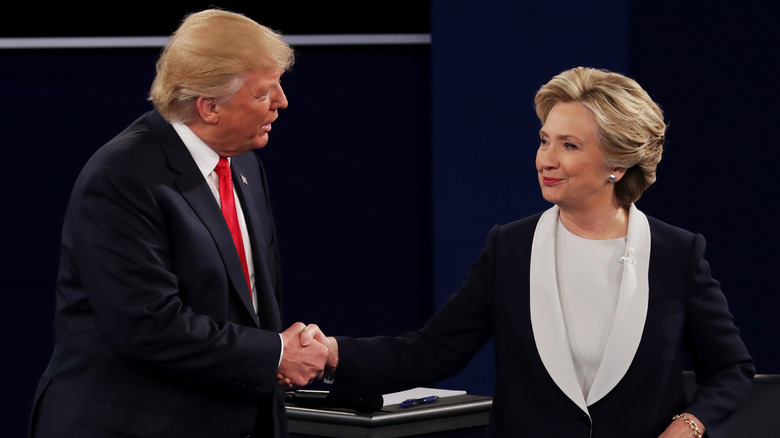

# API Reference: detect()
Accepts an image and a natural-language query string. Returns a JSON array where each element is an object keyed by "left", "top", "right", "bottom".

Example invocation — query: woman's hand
[{"left": 659, "top": 412, "right": 705, "bottom": 437}]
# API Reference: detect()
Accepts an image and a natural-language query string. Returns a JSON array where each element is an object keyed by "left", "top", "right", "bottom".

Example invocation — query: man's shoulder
[
  {"left": 80, "top": 110, "right": 179, "bottom": 180},
  {"left": 106, "top": 110, "right": 169, "bottom": 146}
]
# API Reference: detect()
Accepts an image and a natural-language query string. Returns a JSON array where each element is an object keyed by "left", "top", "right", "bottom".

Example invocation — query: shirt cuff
[{"left": 278, "top": 333, "right": 284, "bottom": 368}]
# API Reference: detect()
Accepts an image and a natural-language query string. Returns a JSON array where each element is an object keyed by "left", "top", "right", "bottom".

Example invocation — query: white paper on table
[{"left": 381, "top": 387, "right": 467, "bottom": 407}]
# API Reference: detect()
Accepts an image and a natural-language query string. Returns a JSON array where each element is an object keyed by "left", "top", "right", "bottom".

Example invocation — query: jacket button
[{"left": 580, "top": 414, "right": 591, "bottom": 427}]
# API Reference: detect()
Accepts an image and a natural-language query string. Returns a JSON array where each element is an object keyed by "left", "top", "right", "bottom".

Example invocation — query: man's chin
[{"left": 250, "top": 135, "right": 270, "bottom": 150}]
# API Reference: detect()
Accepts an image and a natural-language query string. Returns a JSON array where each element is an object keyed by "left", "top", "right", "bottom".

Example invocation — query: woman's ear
[{"left": 611, "top": 167, "right": 628, "bottom": 183}]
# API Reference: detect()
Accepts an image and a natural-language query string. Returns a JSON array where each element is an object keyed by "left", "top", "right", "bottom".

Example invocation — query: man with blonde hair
[{"left": 29, "top": 9, "right": 327, "bottom": 438}]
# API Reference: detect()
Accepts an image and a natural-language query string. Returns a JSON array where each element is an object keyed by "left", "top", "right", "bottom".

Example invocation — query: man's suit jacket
[
  {"left": 30, "top": 110, "right": 287, "bottom": 438},
  {"left": 331, "top": 209, "right": 754, "bottom": 438}
]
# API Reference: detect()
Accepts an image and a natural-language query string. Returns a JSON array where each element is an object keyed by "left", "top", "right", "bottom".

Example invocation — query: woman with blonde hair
[{"left": 317, "top": 67, "right": 754, "bottom": 438}]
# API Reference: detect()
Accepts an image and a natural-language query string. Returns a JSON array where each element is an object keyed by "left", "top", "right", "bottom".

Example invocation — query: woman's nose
[{"left": 536, "top": 145, "right": 557, "bottom": 169}]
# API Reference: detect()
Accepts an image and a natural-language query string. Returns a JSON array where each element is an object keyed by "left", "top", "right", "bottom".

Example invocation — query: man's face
[{"left": 210, "top": 68, "right": 288, "bottom": 156}]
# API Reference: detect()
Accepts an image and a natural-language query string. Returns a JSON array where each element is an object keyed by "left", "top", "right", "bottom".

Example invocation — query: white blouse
[{"left": 555, "top": 219, "right": 626, "bottom": 399}]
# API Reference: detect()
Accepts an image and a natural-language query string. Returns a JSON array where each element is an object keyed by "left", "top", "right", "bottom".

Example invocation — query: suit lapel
[
  {"left": 231, "top": 158, "right": 281, "bottom": 331},
  {"left": 586, "top": 204, "right": 649, "bottom": 404},
  {"left": 151, "top": 112, "right": 260, "bottom": 326},
  {"left": 530, "top": 206, "right": 589, "bottom": 414}
]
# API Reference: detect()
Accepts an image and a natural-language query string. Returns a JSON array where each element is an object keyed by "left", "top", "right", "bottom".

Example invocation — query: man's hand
[
  {"left": 299, "top": 323, "right": 339, "bottom": 374},
  {"left": 277, "top": 322, "right": 329, "bottom": 388}
]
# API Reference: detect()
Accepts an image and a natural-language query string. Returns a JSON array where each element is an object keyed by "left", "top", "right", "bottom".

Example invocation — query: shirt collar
[{"left": 171, "top": 122, "right": 225, "bottom": 178}]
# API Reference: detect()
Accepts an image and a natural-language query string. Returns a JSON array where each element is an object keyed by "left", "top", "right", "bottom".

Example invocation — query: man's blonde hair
[{"left": 149, "top": 9, "right": 294, "bottom": 123}]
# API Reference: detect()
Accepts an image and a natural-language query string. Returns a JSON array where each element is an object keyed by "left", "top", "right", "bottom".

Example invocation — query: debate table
[{"left": 286, "top": 394, "right": 492, "bottom": 438}]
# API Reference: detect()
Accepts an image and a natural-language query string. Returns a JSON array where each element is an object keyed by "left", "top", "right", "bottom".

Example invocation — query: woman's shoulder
[
  {"left": 642, "top": 213, "right": 706, "bottom": 260},
  {"left": 644, "top": 213, "right": 697, "bottom": 240},
  {"left": 483, "top": 212, "right": 546, "bottom": 249},
  {"left": 488, "top": 208, "right": 701, "bottom": 244},
  {"left": 498, "top": 211, "right": 545, "bottom": 233}
]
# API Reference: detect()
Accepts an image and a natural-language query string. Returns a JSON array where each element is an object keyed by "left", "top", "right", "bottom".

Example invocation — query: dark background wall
[{"left": 2, "top": 1, "right": 778, "bottom": 436}]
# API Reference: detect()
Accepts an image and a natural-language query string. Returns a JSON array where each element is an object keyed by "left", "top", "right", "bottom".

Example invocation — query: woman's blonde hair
[
  {"left": 149, "top": 9, "right": 294, "bottom": 123},
  {"left": 534, "top": 67, "right": 666, "bottom": 208}
]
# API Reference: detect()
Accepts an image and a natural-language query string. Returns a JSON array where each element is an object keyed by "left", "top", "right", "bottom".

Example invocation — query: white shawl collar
[{"left": 529, "top": 204, "right": 650, "bottom": 414}]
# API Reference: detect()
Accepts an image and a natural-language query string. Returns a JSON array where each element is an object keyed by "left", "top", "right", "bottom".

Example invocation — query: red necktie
[{"left": 215, "top": 157, "right": 252, "bottom": 300}]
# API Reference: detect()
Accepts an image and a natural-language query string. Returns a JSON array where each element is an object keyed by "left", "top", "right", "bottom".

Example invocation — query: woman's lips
[{"left": 542, "top": 176, "right": 562, "bottom": 185}]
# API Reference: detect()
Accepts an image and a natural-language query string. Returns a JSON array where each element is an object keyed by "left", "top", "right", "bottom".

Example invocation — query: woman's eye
[
  {"left": 539, "top": 138, "right": 548, "bottom": 146},
  {"left": 563, "top": 142, "right": 578, "bottom": 149}
]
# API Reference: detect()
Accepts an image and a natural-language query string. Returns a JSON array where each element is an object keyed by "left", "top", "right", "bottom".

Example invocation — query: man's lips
[{"left": 262, "top": 116, "right": 277, "bottom": 132}]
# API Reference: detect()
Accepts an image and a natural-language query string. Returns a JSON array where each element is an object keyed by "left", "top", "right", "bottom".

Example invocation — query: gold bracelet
[{"left": 672, "top": 414, "right": 702, "bottom": 438}]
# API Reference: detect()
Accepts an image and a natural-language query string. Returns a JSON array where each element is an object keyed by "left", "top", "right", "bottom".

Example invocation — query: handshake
[{"left": 277, "top": 322, "right": 339, "bottom": 388}]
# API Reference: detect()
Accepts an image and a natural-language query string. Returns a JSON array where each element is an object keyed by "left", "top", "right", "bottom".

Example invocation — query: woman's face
[{"left": 536, "top": 101, "right": 616, "bottom": 213}]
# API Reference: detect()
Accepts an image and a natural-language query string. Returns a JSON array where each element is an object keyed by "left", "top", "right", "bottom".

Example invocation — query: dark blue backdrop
[{"left": 3, "top": 1, "right": 779, "bottom": 437}]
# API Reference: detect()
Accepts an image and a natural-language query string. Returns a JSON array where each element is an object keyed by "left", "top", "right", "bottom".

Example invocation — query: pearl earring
[{"left": 608, "top": 173, "right": 616, "bottom": 183}]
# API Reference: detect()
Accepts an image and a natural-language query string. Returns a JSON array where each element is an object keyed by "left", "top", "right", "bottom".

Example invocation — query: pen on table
[{"left": 399, "top": 395, "right": 439, "bottom": 408}]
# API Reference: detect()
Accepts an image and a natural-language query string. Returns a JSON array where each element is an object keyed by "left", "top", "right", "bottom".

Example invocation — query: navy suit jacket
[
  {"left": 30, "top": 110, "right": 288, "bottom": 438},
  {"left": 331, "top": 212, "right": 754, "bottom": 438}
]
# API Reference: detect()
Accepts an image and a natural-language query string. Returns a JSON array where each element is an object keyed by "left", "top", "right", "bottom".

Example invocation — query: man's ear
[{"left": 194, "top": 97, "right": 219, "bottom": 124}]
